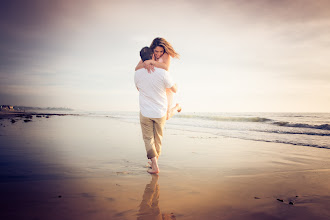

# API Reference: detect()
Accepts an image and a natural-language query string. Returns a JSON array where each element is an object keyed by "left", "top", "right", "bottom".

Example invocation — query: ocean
[{"left": 75, "top": 111, "right": 330, "bottom": 150}]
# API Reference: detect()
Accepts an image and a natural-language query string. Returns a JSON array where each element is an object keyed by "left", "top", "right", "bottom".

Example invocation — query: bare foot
[
  {"left": 148, "top": 157, "right": 160, "bottom": 174},
  {"left": 167, "top": 104, "right": 182, "bottom": 120},
  {"left": 147, "top": 168, "right": 159, "bottom": 174},
  {"left": 176, "top": 104, "right": 182, "bottom": 112},
  {"left": 148, "top": 156, "right": 159, "bottom": 166}
]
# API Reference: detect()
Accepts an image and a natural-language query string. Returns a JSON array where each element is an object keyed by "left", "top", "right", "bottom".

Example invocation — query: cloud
[{"left": 1, "top": 0, "right": 330, "bottom": 111}]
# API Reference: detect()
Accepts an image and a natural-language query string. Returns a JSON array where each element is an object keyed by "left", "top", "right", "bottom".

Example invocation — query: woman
[{"left": 135, "top": 37, "right": 181, "bottom": 120}]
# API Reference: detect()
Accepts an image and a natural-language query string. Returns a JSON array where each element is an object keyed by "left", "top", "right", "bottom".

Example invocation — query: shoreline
[
  {"left": 0, "top": 115, "right": 329, "bottom": 219},
  {"left": 0, "top": 111, "right": 80, "bottom": 120}
]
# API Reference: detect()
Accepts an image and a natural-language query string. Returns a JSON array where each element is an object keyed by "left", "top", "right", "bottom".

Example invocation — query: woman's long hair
[{"left": 150, "top": 37, "right": 180, "bottom": 59}]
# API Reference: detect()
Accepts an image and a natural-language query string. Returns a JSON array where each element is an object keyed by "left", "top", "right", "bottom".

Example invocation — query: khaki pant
[{"left": 140, "top": 113, "right": 166, "bottom": 159}]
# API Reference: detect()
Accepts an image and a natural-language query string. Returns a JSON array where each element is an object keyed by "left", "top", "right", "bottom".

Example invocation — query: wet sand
[{"left": 0, "top": 114, "right": 330, "bottom": 220}]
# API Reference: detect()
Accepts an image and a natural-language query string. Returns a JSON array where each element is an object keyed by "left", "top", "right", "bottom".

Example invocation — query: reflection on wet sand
[
  {"left": 1, "top": 115, "right": 330, "bottom": 219},
  {"left": 137, "top": 175, "right": 176, "bottom": 220}
]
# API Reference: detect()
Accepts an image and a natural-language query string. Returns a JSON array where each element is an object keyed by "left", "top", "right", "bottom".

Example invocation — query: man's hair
[{"left": 140, "top": 47, "right": 153, "bottom": 62}]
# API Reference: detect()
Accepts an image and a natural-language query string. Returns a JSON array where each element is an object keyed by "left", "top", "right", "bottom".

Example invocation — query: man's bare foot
[
  {"left": 148, "top": 155, "right": 159, "bottom": 166},
  {"left": 148, "top": 157, "right": 160, "bottom": 174},
  {"left": 147, "top": 168, "right": 159, "bottom": 174}
]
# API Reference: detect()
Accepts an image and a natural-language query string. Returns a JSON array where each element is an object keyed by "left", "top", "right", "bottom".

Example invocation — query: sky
[{"left": 1, "top": 0, "right": 330, "bottom": 112}]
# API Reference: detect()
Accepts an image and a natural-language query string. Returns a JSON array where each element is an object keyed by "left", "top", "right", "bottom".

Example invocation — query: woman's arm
[
  {"left": 144, "top": 53, "right": 171, "bottom": 71},
  {"left": 135, "top": 60, "right": 144, "bottom": 71},
  {"left": 135, "top": 59, "right": 155, "bottom": 73}
]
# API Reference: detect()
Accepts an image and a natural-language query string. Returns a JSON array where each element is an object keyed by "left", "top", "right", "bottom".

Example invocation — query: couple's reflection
[{"left": 137, "top": 175, "right": 176, "bottom": 220}]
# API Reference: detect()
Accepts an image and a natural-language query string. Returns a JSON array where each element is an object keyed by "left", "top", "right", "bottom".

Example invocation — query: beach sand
[{"left": 0, "top": 115, "right": 330, "bottom": 220}]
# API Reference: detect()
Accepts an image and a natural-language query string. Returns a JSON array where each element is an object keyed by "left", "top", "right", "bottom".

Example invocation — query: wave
[
  {"left": 176, "top": 114, "right": 271, "bottom": 122},
  {"left": 237, "top": 136, "right": 330, "bottom": 149},
  {"left": 273, "top": 122, "right": 330, "bottom": 131},
  {"left": 175, "top": 114, "right": 330, "bottom": 131},
  {"left": 174, "top": 127, "right": 330, "bottom": 149},
  {"left": 250, "top": 129, "right": 330, "bottom": 137},
  {"left": 102, "top": 113, "right": 330, "bottom": 150}
]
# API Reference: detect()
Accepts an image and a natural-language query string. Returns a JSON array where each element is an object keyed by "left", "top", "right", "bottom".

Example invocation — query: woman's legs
[
  {"left": 166, "top": 88, "right": 181, "bottom": 120},
  {"left": 168, "top": 104, "right": 182, "bottom": 120},
  {"left": 166, "top": 88, "right": 173, "bottom": 120}
]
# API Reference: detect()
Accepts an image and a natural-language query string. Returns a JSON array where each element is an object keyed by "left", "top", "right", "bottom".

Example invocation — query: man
[{"left": 134, "top": 47, "right": 177, "bottom": 174}]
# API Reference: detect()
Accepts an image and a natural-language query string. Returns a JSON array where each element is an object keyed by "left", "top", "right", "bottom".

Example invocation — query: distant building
[{"left": 0, "top": 105, "right": 15, "bottom": 111}]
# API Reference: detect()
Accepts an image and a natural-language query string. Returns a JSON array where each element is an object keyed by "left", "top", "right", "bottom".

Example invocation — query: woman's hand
[
  {"left": 144, "top": 60, "right": 154, "bottom": 65},
  {"left": 143, "top": 60, "right": 155, "bottom": 73}
]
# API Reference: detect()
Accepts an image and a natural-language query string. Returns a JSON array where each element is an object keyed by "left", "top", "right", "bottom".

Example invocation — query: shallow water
[
  {"left": 98, "top": 111, "right": 330, "bottom": 149},
  {"left": 1, "top": 115, "right": 330, "bottom": 220}
]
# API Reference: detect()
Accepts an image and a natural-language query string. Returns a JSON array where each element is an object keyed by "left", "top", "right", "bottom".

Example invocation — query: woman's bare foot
[
  {"left": 176, "top": 104, "right": 182, "bottom": 112},
  {"left": 167, "top": 104, "right": 182, "bottom": 120}
]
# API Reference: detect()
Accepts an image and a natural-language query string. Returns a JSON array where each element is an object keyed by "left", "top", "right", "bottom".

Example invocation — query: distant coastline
[
  {"left": 0, "top": 105, "right": 76, "bottom": 121},
  {"left": 0, "top": 105, "right": 73, "bottom": 112}
]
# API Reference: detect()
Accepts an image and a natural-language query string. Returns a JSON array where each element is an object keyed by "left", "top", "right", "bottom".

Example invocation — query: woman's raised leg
[
  {"left": 166, "top": 88, "right": 181, "bottom": 120},
  {"left": 166, "top": 88, "right": 173, "bottom": 120}
]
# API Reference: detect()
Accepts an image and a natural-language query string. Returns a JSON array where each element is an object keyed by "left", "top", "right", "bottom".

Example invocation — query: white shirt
[{"left": 134, "top": 67, "right": 175, "bottom": 118}]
